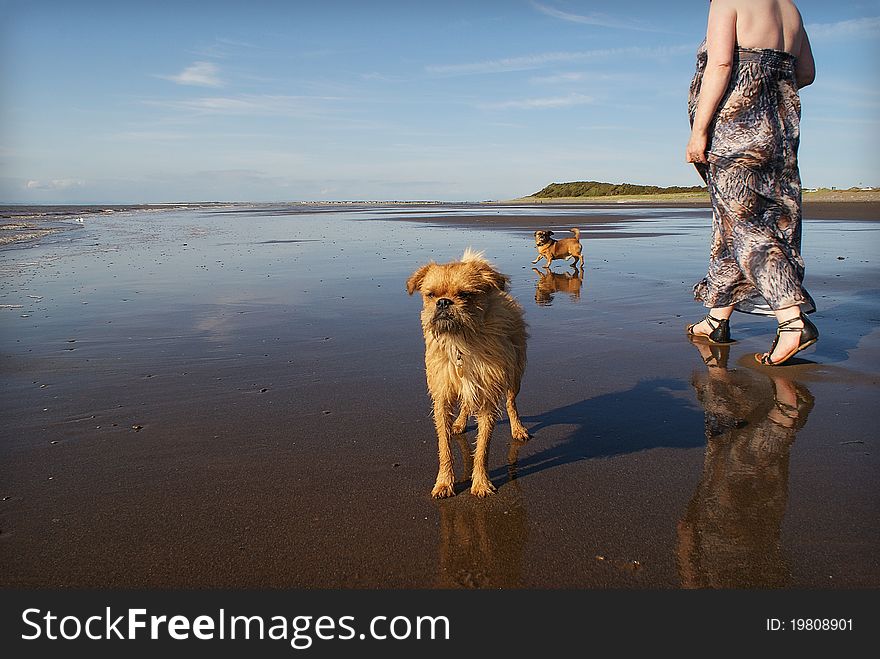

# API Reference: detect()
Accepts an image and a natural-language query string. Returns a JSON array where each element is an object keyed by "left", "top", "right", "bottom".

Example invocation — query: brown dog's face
[
  {"left": 407, "top": 255, "right": 509, "bottom": 335},
  {"left": 534, "top": 230, "right": 554, "bottom": 247}
]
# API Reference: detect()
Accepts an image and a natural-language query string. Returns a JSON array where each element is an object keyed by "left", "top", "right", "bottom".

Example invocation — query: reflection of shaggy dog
[
  {"left": 532, "top": 267, "right": 584, "bottom": 305},
  {"left": 532, "top": 228, "right": 584, "bottom": 268},
  {"left": 407, "top": 249, "right": 530, "bottom": 498},
  {"left": 436, "top": 436, "right": 528, "bottom": 587}
]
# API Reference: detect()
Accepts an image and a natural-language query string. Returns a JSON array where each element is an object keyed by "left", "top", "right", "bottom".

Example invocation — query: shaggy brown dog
[
  {"left": 407, "top": 249, "right": 530, "bottom": 498},
  {"left": 532, "top": 228, "right": 585, "bottom": 269}
]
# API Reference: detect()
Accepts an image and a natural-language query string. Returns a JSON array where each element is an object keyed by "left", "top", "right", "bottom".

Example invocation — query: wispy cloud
[
  {"left": 807, "top": 115, "right": 880, "bottom": 126},
  {"left": 531, "top": 1, "right": 661, "bottom": 32},
  {"left": 158, "top": 61, "right": 223, "bottom": 87},
  {"left": 479, "top": 93, "right": 594, "bottom": 110},
  {"left": 530, "top": 71, "right": 629, "bottom": 84},
  {"left": 25, "top": 178, "right": 85, "bottom": 190},
  {"left": 106, "top": 131, "right": 193, "bottom": 142},
  {"left": 210, "top": 37, "right": 262, "bottom": 52},
  {"left": 145, "top": 94, "right": 345, "bottom": 116},
  {"left": 360, "top": 72, "right": 407, "bottom": 83},
  {"left": 532, "top": 71, "right": 590, "bottom": 83},
  {"left": 190, "top": 169, "right": 283, "bottom": 182},
  {"left": 427, "top": 46, "right": 689, "bottom": 76},
  {"left": 192, "top": 37, "right": 267, "bottom": 60},
  {"left": 806, "top": 16, "right": 880, "bottom": 40}
]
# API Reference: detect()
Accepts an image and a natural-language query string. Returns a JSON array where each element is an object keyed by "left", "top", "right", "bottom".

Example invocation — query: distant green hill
[{"left": 530, "top": 181, "right": 707, "bottom": 198}]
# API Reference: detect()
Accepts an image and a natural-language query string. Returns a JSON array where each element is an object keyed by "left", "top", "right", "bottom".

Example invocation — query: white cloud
[
  {"left": 479, "top": 93, "right": 594, "bottom": 110},
  {"left": 427, "top": 46, "right": 690, "bottom": 76},
  {"left": 807, "top": 115, "right": 880, "bottom": 126},
  {"left": 145, "top": 94, "right": 344, "bottom": 116},
  {"left": 107, "top": 131, "right": 193, "bottom": 142},
  {"left": 530, "top": 71, "right": 629, "bottom": 84},
  {"left": 177, "top": 97, "right": 260, "bottom": 113},
  {"left": 531, "top": 2, "right": 661, "bottom": 32},
  {"left": 360, "top": 72, "right": 406, "bottom": 83},
  {"left": 192, "top": 37, "right": 265, "bottom": 60},
  {"left": 806, "top": 16, "right": 880, "bottom": 40},
  {"left": 533, "top": 72, "right": 590, "bottom": 83},
  {"left": 428, "top": 52, "right": 583, "bottom": 76},
  {"left": 25, "top": 178, "right": 85, "bottom": 190},
  {"left": 159, "top": 61, "right": 223, "bottom": 87}
]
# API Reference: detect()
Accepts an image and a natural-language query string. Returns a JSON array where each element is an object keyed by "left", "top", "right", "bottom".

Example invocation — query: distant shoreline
[
  {"left": 1, "top": 191, "right": 877, "bottom": 248},
  {"left": 2, "top": 189, "right": 877, "bottom": 212},
  {"left": 496, "top": 189, "right": 880, "bottom": 221},
  {"left": 501, "top": 188, "right": 880, "bottom": 204}
]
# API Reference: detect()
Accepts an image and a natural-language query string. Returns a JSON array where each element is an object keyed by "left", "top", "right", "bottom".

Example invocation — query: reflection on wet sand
[
  {"left": 532, "top": 267, "right": 584, "bottom": 305},
  {"left": 436, "top": 436, "right": 528, "bottom": 588},
  {"left": 678, "top": 341, "right": 815, "bottom": 588}
]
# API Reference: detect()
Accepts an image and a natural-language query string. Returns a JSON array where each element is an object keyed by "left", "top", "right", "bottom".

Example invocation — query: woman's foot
[
  {"left": 756, "top": 314, "right": 819, "bottom": 366},
  {"left": 687, "top": 317, "right": 715, "bottom": 337},
  {"left": 686, "top": 313, "right": 734, "bottom": 344},
  {"left": 764, "top": 318, "right": 804, "bottom": 363}
]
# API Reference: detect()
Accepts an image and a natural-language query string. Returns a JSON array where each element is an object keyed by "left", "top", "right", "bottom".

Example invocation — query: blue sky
[{"left": 2, "top": 0, "right": 878, "bottom": 203}]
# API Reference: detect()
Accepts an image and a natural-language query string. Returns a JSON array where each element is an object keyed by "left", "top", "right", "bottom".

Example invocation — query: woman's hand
[{"left": 686, "top": 130, "right": 709, "bottom": 164}]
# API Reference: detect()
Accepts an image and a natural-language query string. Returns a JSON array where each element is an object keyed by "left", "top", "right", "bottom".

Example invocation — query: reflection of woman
[
  {"left": 685, "top": 0, "right": 819, "bottom": 366},
  {"left": 678, "top": 341, "right": 814, "bottom": 588}
]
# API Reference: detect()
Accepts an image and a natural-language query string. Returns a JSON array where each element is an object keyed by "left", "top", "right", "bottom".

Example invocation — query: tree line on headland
[{"left": 530, "top": 181, "right": 707, "bottom": 198}]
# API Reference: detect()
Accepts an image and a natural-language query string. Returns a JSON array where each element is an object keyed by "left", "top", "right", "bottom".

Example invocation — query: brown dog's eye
[
  {"left": 459, "top": 291, "right": 473, "bottom": 299},
  {"left": 426, "top": 292, "right": 435, "bottom": 298}
]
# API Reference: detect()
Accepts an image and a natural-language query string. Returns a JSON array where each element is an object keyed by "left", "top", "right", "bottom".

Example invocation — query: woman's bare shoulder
[{"left": 728, "top": 0, "right": 805, "bottom": 53}]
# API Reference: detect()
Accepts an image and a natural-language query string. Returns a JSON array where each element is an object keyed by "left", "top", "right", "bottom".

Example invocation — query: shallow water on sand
[{"left": 1, "top": 204, "right": 877, "bottom": 588}]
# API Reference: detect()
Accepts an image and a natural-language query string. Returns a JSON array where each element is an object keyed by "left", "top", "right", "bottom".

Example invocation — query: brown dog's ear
[
  {"left": 547, "top": 230, "right": 554, "bottom": 236},
  {"left": 475, "top": 263, "right": 510, "bottom": 292},
  {"left": 406, "top": 263, "right": 432, "bottom": 295}
]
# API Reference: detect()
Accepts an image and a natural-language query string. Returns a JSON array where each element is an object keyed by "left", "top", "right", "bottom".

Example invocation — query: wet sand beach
[{"left": 1, "top": 203, "right": 877, "bottom": 588}]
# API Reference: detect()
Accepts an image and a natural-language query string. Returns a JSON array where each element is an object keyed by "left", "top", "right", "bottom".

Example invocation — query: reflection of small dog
[
  {"left": 435, "top": 435, "right": 528, "bottom": 587},
  {"left": 407, "top": 249, "right": 530, "bottom": 498},
  {"left": 532, "top": 228, "right": 584, "bottom": 268},
  {"left": 532, "top": 267, "right": 584, "bottom": 305}
]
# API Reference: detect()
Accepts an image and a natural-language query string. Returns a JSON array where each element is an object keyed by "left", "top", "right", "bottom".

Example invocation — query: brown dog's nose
[{"left": 436, "top": 298, "right": 453, "bottom": 309}]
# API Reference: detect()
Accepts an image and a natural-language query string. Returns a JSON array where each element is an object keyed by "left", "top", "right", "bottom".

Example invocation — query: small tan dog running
[
  {"left": 407, "top": 249, "right": 530, "bottom": 498},
  {"left": 532, "top": 228, "right": 585, "bottom": 268}
]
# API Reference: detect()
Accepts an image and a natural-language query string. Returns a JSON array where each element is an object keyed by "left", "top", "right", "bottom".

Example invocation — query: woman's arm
[
  {"left": 686, "top": 0, "right": 737, "bottom": 164},
  {"left": 795, "top": 28, "right": 815, "bottom": 88}
]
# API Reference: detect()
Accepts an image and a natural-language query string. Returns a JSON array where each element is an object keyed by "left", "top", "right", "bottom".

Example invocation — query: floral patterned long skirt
[{"left": 689, "top": 44, "right": 815, "bottom": 315}]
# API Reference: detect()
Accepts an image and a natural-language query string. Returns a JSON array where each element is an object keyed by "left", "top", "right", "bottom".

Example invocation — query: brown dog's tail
[{"left": 570, "top": 228, "right": 580, "bottom": 239}]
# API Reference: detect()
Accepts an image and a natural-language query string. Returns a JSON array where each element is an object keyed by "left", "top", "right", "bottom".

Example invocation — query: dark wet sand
[
  {"left": 1, "top": 203, "right": 877, "bottom": 588},
  {"left": 803, "top": 201, "right": 880, "bottom": 220}
]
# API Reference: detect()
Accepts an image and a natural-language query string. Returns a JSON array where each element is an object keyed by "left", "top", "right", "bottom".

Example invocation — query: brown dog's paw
[
  {"left": 511, "top": 426, "right": 531, "bottom": 441},
  {"left": 431, "top": 482, "right": 455, "bottom": 498},
  {"left": 470, "top": 480, "right": 496, "bottom": 498},
  {"left": 451, "top": 421, "right": 467, "bottom": 434}
]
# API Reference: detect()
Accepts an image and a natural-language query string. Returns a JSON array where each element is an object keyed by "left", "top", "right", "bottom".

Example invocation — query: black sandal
[
  {"left": 686, "top": 313, "right": 734, "bottom": 344},
  {"left": 755, "top": 314, "right": 819, "bottom": 366}
]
